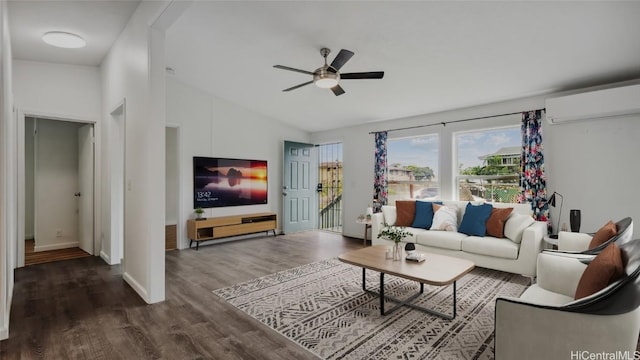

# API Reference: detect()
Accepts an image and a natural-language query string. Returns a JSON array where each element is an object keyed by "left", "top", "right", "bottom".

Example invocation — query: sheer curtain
[
  {"left": 373, "top": 131, "right": 388, "bottom": 213},
  {"left": 518, "top": 110, "right": 549, "bottom": 224}
]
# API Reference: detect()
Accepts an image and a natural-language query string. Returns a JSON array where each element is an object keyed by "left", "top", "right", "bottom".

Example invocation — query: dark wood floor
[
  {"left": 1, "top": 231, "right": 363, "bottom": 359},
  {"left": 24, "top": 239, "right": 91, "bottom": 266}
]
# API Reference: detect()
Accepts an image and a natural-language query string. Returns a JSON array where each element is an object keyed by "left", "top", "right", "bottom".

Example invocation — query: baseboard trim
[
  {"left": 123, "top": 271, "right": 149, "bottom": 303},
  {"left": 100, "top": 250, "right": 114, "bottom": 265},
  {"left": 34, "top": 241, "right": 79, "bottom": 252}
]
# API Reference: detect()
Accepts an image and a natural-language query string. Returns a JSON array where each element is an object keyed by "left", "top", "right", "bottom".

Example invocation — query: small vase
[
  {"left": 393, "top": 242, "right": 402, "bottom": 261},
  {"left": 570, "top": 209, "right": 581, "bottom": 232}
]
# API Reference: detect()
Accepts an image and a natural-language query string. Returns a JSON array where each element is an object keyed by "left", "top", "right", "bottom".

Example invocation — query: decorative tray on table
[{"left": 406, "top": 253, "right": 426, "bottom": 263}]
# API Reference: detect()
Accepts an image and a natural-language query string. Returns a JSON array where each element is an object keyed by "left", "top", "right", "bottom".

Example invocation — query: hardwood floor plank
[
  {"left": 1, "top": 231, "right": 361, "bottom": 359},
  {"left": 24, "top": 239, "right": 91, "bottom": 266}
]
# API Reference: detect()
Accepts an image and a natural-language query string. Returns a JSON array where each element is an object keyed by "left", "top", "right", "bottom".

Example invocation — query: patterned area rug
[{"left": 213, "top": 258, "right": 529, "bottom": 360}]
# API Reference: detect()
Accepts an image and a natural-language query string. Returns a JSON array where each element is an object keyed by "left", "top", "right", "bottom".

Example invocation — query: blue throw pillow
[
  {"left": 459, "top": 202, "right": 493, "bottom": 236},
  {"left": 412, "top": 201, "right": 442, "bottom": 229}
]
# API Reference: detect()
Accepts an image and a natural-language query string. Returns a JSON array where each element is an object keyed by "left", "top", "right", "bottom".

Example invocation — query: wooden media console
[{"left": 187, "top": 212, "right": 277, "bottom": 250}]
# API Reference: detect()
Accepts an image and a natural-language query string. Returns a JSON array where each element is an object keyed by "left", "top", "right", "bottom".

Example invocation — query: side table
[
  {"left": 543, "top": 235, "right": 559, "bottom": 250},
  {"left": 356, "top": 217, "right": 372, "bottom": 247}
]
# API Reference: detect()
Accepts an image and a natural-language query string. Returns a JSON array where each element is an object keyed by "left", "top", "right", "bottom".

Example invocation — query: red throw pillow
[
  {"left": 588, "top": 220, "right": 617, "bottom": 249},
  {"left": 485, "top": 207, "right": 513, "bottom": 238},
  {"left": 574, "top": 243, "right": 625, "bottom": 299},
  {"left": 395, "top": 200, "right": 416, "bottom": 227}
]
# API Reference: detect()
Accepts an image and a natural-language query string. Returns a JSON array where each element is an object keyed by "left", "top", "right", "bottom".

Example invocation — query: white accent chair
[
  {"left": 552, "top": 217, "right": 633, "bottom": 254},
  {"left": 494, "top": 238, "right": 640, "bottom": 359}
]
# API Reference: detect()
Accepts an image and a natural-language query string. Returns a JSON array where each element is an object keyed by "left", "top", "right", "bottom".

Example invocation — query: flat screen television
[{"left": 193, "top": 157, "right": 268, "bottom": 208}]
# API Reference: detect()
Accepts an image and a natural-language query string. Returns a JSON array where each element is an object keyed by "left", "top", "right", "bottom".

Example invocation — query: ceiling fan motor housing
[{"left": 313, "top": 66, "right": 340, "bottom": 88}]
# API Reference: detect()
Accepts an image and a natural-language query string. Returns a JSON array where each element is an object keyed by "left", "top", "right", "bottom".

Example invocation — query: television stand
[{"left": 187, "top": 212, "right": 277, "bottom": 250}]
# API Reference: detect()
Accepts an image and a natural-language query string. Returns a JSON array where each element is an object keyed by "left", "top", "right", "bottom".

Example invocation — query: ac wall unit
[{"left": 545, "top": 84, "right": 640, "bottom": 124}]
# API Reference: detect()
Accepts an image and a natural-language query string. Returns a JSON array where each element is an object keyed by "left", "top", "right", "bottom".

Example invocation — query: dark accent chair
[{"left": 547, "top": 217, "right": 633, "bottom": 255}]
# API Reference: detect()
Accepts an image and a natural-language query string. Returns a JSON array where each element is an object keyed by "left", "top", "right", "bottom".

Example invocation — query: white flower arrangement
[{"left": 377, "top": 224, "right": 413, "bottom": 243}]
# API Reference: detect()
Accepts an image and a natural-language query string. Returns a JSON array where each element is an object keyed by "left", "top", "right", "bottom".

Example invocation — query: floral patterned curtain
[
  {"left": 373, "top": 131, "right": 388, "bottom": 213},
  {"left": 517, "top": 110, "right": 549, "bottom": 224}
]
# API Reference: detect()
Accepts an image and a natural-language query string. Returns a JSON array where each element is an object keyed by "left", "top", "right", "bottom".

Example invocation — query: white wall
[
  {"left": 0, "top": 0, "right": 13, "bottom": 340},
  {"left": 13, "top": 60, "right": 101, "bottom": 120},
  {"left": 34, "top": 119, "right": 81, "bottom": 251},
  {"left": 544, "top": 117, "right": 640, "bottom": 235},
  {"left": 165, "top": 77, "right": 310, "bottom": 248},
  {"left": 100, "top": 1, "right": 169, "bottom": 304}
]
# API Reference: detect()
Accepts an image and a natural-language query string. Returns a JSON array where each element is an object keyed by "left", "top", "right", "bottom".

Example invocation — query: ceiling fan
[{"left": 273, "top": 48, "right": 384, "bottom": 96}]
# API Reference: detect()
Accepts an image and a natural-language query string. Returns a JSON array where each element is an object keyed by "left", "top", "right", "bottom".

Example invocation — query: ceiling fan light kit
[
  {"left": 314, "top": 69, "right": 339, "bottom": 89},
  {"left": 274, "top": 47, "right": 384, "bottom": 96}
]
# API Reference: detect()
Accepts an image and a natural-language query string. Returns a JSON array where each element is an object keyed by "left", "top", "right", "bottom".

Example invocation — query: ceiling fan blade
[
  {"left": 340, "top": 71, "right": 385, "bottom": 79},
  {"left": 331, "top": 85, "right": 345, "bottom": 96},
  {"left": 330, "top": 49, "right": 354, "bottom": 71},
  {"left": 273, "top": 65, "right": 314, "bottom": 76},
  {"left": 282, "top": 81, "right": 314, "bottom": 92}
]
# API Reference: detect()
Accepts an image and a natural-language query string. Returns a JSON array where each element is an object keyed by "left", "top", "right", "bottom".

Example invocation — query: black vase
[
  {"left": 405, "top": 243, "right": 416, "bottom": 252},
  {"left": 570, "top": 209, "right": 581, "bottom": 232}
]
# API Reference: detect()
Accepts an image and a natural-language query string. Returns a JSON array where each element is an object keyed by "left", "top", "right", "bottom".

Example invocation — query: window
[
  {"left": 387, "top": 134, "right": 439, "bottom": 204},
  {"left": 456, "top": 127, "right": 520, "bottom": 203}
]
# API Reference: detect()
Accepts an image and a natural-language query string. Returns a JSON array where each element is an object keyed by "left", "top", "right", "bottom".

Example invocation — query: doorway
[
  {"left": 165, "top": 125, "right": 179, "bottom": 250},
  {"left": 317, "top": 142, "right": 343, "bottom": 233},
  {"left": 107, "top": 102, "right": 125, "bottom": 265},
  {"left": 282, "top": 141, "right": 317, "bottom": 234},
  {"left": 23, "top": 117, "right": 95, "bottom": 265}
]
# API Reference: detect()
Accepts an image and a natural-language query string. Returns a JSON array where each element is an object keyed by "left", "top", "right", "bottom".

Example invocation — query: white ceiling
[
  {"left": 8, "top": 0, "right": 140, "bottom": 66},
  {"left": 7, "top": 1, "right": 640, "bottom": 133}
]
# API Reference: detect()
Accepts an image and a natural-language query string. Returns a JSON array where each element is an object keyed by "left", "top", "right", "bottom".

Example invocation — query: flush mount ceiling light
[{"left": 42, "top": 31, "right": 86, "bottom": 49}]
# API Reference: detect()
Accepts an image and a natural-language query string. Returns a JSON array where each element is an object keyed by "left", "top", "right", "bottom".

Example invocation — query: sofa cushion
[
  {"left": 461, "top": 236, "right": 519, "bottom": 259},
  {"left": 416, "top": 230, "right": 467, "bottom": 251},
  {"left": 588, "top": 220, "right": 617, "bottom": 249},
  {"left": 395, "top": 200, "right": 416, "bottom": 226},
  {"left": 381, "top": 205, "right": 397, "bottom": 226},
  {"left": 504, "top": 213, "right": 535, "bottom": 244},
  {"left": 412, "top": 200, "right": 441, "bottom": 229},
  {"left": 486, "top": 207, "right": 513, "bottom": 238},
  {"left": 459, "top": 202, "right": 493, "bottom": 236},
  {"left": 404, "top": 228, "right": 430, "bottom": 243},
  {"left": 430, "top": 204, "right": 458, "bottom": 231},
  {"left": 574, "top": 243, "right": 624, "bottom": 299}
]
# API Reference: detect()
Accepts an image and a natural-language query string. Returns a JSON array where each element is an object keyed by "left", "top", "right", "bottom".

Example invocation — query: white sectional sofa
[{"left": 371, "top": 200, "right": 547, "bottom": 277}]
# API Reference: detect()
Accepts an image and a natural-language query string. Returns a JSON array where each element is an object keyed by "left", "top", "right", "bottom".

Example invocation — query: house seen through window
[
  {"left": 456, "top": 127, "right": 520, "bottom": 203},
  {"left": 387, "top": 134, "right": 439, "bottom": 204}
]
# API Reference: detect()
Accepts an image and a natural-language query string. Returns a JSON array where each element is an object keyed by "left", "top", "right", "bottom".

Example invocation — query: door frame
[
  {"left": 16, "top": 110, "right": 100, "bottom": 267},
  {"left": 77, "top": 124, "right": 95, "bottom": 254},
  {"left": 165, "top": 123, "right": 183, "bottom": 249},
  {"left": 106, "top": 101, "right": 126, "bottom": 265}
]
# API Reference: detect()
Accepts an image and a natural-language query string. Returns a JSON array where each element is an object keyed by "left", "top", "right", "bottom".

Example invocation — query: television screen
[{"left": 193, "top": 157, "right": 268, "bottom": 208}]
